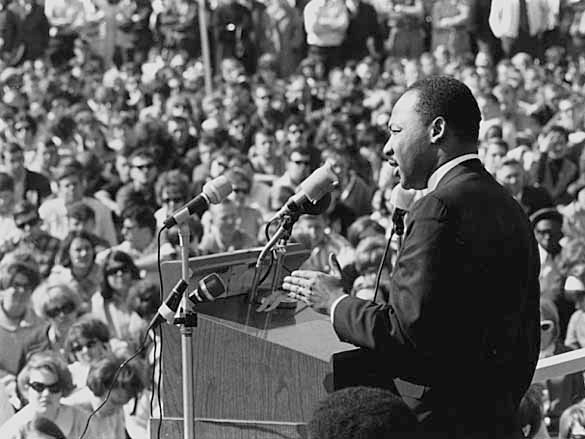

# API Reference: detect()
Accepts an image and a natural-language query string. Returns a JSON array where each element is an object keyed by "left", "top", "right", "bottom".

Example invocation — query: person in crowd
[
  {"left": 341, "top": 0, "right": 381, "bottom": 63},
  {"left": 116, "top": 147, "right": 159, "bottom": 214},
  {"left": 16, "top": 417, "right": 66, "bottom": 439},
  {"left": 496, "top": 158, "right": 553, "bottom": 217},
  {"left": 14, "top": 0, "right": 50, "bottom": 62},
  {"left": 482, "top": 137, "right": 509, "bottom": 176},
  {"left": 431, "top": 0, "right": 471, "bottom": 59},
  {"left": 1, "top": 143, "right": 51, "bottom": 208},
  {"left": 62, "top": 315, "right": 112, "bottom": 390},
  {"left": 0, "top": 173, "right": 19, "bottom": 248},
  {"left": 20, "top": 282, "right": 82, "bottom": 368},
  {"left": 248, "top": 128, "right": 286, "bottom": 179},
  {"left": 563, "top": 264, "right": 585, "bottom": 350},
  {"left": 383, "top": 0, "right": 425, "bottom": 60},
  {"left": 350, "top": 235, "right": 391, "bottom": 304},
  {"left": 50, "top": 230, "right": 101, "bottom": 307},
  {"left": 0, "top": 351, "right": 96, "bottom": 439},
  {"left": 65, "top": 201, "right": 110, "bottom": 253},
  {"left": 537, "top": 298, "right": 585, "bottom": 437},
  {"left": 227, "top": 168, "right": 264, "bottom": 241},
  {"left": 283, "top": 76, "right": 540, "bottom": 437},
  {"left": 199, "top": 199, "right": 257, "bottom": 254},
  {"left": 125, "top": 279, "right": 160, "bottom": 349},
  {"left": 559, "top": 401, "right": 585, "bottom": 439},
  {"left": 307, "top": 386, "right": 419, "bottom": 438},
  {"left": 39, "top": 160, "right": 117, "bottom": 246},
  {"left": 518, "top": 383, "right": 550, "bottom": 439},
  {"left": 0, "top": 252, "right": 41, "bottom": 410},
  {"left": 0, "top": 201, "right": 60, "bottom": 279},
  {"left": 270, "top": 147, "right": 313, "bottom": 212},
  {"left": 153, "top": 169, "right": 191, "bottom": 229}
]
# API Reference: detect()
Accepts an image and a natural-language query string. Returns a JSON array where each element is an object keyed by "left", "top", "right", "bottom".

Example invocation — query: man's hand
[{"left": 282, "top": 270, "right": 344, "bottom": 315}]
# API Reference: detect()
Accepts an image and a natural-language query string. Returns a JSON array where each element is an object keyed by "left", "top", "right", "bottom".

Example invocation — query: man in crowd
[{"left": 283, "top": 76, "right": 540, "bottom": 438}]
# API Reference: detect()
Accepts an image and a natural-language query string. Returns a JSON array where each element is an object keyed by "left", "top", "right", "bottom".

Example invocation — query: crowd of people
[{"left": 0, "top": 0, "right": 585, "bottom": 437}]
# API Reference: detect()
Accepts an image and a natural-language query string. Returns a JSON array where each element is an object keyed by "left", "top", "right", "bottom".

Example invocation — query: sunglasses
[
  {"left": 45, "top": 302, "right": 76, "bottom": 318},
  {"left": 162, "top": 197, "right": 184, "bottom": 205},
  {"left": 132, "top": 163, "right": 154, "bottom": 171},
  {"left": 292, "top": 160, "right": 310, "bottom": 166},
  {"left": 28, "top": 381, "right": 61, "bottom": 394},
  {"left": 233, "top": 187, "right": 249, "bottom": 194},
  {"left": 540, "top": 320, "right": 554, "bottom": 332},
  {"left": 71, "top": 339, "right": 98, "bottom": 353},
  {"left": 16, "top": 217, "right": 39, "bottom": 229},
  {"left": 106, "top": 266, "right": 131, "bottom": 276}
]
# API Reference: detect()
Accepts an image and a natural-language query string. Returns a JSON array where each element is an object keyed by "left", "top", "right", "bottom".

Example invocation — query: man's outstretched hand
[{"left": 282, "top": 269, "right": 345, "bottom": 315}]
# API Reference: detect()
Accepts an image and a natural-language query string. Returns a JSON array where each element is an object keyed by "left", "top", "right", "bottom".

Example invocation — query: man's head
[
  {"left": 121, "top": 204, "right": 156, "bottom": 252},
  {"left": 543, "top": 125, "right": 569, "bottom": 160},
  {"left": 66, "top": 201, "right": 96, "bottom": 234},
  {"left": 155, "top": 170, "right": 190, "bottom": 214},
  {"left": 13, "top": 200, "right": 42, "bottom": 237},
  {"left": 55, "top": 160, "right": 85, "bottom": 205},
  {"left": 308, "top": 386, "right": 418, "bottom": 439},
  {"left": 383, "top": 76, "right": 481, "bottom": 190},
  {"left": 483, "top": 139, "right": 509, "bottom": 175},
  {"left": 2, "top": 142, "right": 25, "bottom": 178},
  {"left": 496, "top": 158, "right": 524, "bottom": 197},
  {"left": 0, "top": 252, "right": 40, "bottom": 320},
  {"left": 286, "top": 147, "right": 312, "bottom": 185},
  {"left": 530, "top": 208, "right": 563, "bottom": 254},
  {"left": 254, "top": 129, "right": 277, "bottom": 159},
  {"left": 128, "top": 148, "right": 157, "bottom": 189},
  {"left": 208, "top": 199, "right": 238, "bottom": 241},
  {"left": 294, "top": 214, "right": 327, "bottom": 247}
]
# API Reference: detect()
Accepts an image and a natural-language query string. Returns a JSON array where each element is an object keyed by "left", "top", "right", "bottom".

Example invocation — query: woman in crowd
[
  {"left": 17, "top": 417, "right": 66, "bottom": 439},
  {"left": 0, "top": 351, "right": 96, "bottom": 439},
  {"left": 91, "top": 250, "right": 140, "bottom": 342}
]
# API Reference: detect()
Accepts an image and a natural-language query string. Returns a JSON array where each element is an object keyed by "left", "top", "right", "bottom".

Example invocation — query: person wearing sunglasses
[
  {"left": 269, "top": 147, "right": 313, "bottom": 213},
  {"left": 0, "top": 351, "right": 97, "bottom": 439},
  {"left": 91, "top": 251, "right": 140, "bottom": 342},
  {"left": 227, "top": 168, "right": 265, "bottom": 241},
  {"left": 116, "top": 147, "right": 159, "bottom": 214},
  {"left": 537, "top": 298, "right": 585, "bottom": 437},
  {"left": 153, "top": 169, "right": 191, "bottom": 229}
]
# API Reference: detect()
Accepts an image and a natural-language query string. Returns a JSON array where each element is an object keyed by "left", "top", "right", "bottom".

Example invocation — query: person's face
[
  {"left": 122, "top": 219, "right": 152, "bottom": 250},
  {"left": 69, "top": 237, "right": 94, "bottom": 271},
  {"left": 230, "top": 179, "right": 250, "bottom": 205},
  {"left": 540, "top": 319, "right": 555, "bottom": 351},
  {"left": 484, "top": 143, "right": 507, "bottom": 174},
  {"left": 26, "top": 368, "right": 62, "bottom": 416},
  {"left": 255, "top": 133, "right": 275, "bottom": 157},
  {"left": 546, "top": 131, "right": 568, "bottom": 160},
  {"left": 130, "top": 155, "right": 157, "bottom": 187},
  {"left": 228, "top": 117, "right": 247, "bottom": 141},
  {"left": 41, "top": 143, "right": 59, "bottom": 169},
  {"left": 383, "top": 90, "right": 438, "bottom": 190},
  {"left": 168, "top": 119, "right": 189, "bottom": 144},
  {"left": 106, "top": 263, "right": 134, "bottom": 293},
  {"left": 0, "top": 190, "right": 14, "bottom": 216},
  {"left": 3, "top": 149, "right": 24, "bottom": 176},
  {"left": 209, "top": 156, "right": 229, "bottom": 179},
  {"left": 534, "top": 219, "right": 562, "bottom": 252},
  {"left": 0, "top": 272, "right": 34, "bottom": 318},
  {"left": 212, "top": 204, "right": 237, "bottom": 238},
  {"left": 298, "top": 217, "right": 325, "bottom": 246},
  {"left": 254, "top": 88, "right": 272, "bottom": 112},
  {"left": 161, "top": 187, "right": 186, "bottom": 214},
  {"left": 58, "top": 175, "right": 84, "bottom": 205},
  {"left": 71, "top": 337, "right": 109, "bottom": 366},
  {"left": 497, "top": 164, "right": 523, "bottom": 196},
  {"left": 288, "top": 152, "right": 311, "bottom": 183},
  {"left": 286, "top": 124, "right": 305, "bottom": 147}
]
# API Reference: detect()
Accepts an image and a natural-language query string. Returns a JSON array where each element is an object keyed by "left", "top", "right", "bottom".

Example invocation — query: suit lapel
[{"left": 434, "top": 159, "right": 485, "bottom": 191}]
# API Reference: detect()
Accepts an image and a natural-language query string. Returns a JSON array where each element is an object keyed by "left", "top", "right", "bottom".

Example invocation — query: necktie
[{"left": 519, "top": 0, "right": 530, "bottom": 34}]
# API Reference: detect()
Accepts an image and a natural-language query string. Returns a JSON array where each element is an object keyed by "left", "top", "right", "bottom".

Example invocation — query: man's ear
[{"left": 430, "top": 116, "right": 446, "bottom": 145}]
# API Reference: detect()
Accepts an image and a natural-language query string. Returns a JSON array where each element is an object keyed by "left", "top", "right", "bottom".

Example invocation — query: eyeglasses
[
  {"left": 16, "top": 217, "right": 39, "bottom": 229},
  {"left": 540, "top": 320, "right": 554, "bottom": 332},
  {"left": 45, "top": 302, "right": 76, "bottom": 318},
  {"left": 132, "top": 163, "right": 154, "bottom": 171},
  {"left": 28, "top": 381, "right": 61, "bottom": 394},
  {"left": 233, "top": 187, "right": 249, "bottom": 194},
  {"left": 106, "top": 266, "right": 131, "bottom": 277},
  {"left": 71, "top": 339, "right": 98, "bottom": 353},
  {"left": 162, "top": 197, "right": 184, "bottom": 205},
  {"left": 292, "top": 160, "right": 310, "bottom": 166}
]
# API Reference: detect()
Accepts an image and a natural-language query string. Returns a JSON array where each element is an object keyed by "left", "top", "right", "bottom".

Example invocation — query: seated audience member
[
  {"left": 50, "top": 231, "right": 102, "bottom": 307},
  {"left": 496, "top": 158, "right": 553, "bottom": 217},
  {"left": 63, "top": 315, "right": 112, "bottom": 390},
  {"left": 227, "top": 154, "right": 272, "bottom": 216},
  {"left": 307, "top": 386, "right": 418, "bottom": 439},
  {"left": 564, "top": 264, "right": 585, "bottom": 350},
  {"left": 65, "top": 201, "right": 111, "bottom": 253},
  {"left": 0, "top": 173, "right": 20, "bottom": 248},
  {"left": 16, "top": 417, "right": 66, "bottom": 439},
  {"left": 153, "top": 169, "right": 191, "bottom": 229},
  {"left": 125, "top": 280, "right": 161, "bottom": 349},
  {"left": 482, "top": 138, "right": 509, "bottom": 177},
  {"left": 199, "top": 199, "right": 257, "bottom": 254},
  {"left": 0, "top": 201, "right": 60, "bottom": 279},
  {"left": 292, "top": 214, "right": 354, "bottom": 273},
  {"left": 270, "top": 147, "right": 313, "bottom": 210},
  {"left": 39, "top": 160, "right": 117, "bottom": 246},
  {"left": 248, "top": 128, "right": 286, "bottom": 179},
  {"left": 91, "top": 251, "right": 140, "bottom": 342},
  {"left": 538, "top": 298, "right": 585, "bottom": 436},
  {"left": 227, "top": 168, "right": 265, "bottom": 241},
  {"left": 560, "top": 183, "right": 585, "bottom": 243},
  {"left": 20, "top": 283, "right": 82, "bottom": 369},
  {"left": 533, "top": 126, "right": 579, "bottom": 206},
  {"left": 61, "top": 354, "right": 145, "bottom": 439},
  {"left": 519, "top": 383, "right": 550, "bottom": 439},
  {"left": 531, "top": 208, "right": 572, "bottom": 335},
  {"left": 559, "top": 401, "right": 585, "bottom": 439},
  {"left": 97, "top": 205, "right": 159, "bottom": 268},
  {"left": 1, "top": 142, "right": 52, "bottom": 208},
  {"left": 351, "top": 235, "right": 392, "bottom": 304},
  {"left": 0, "top": 253, "right": 41, "bottom": 409},
  {"left": 116, "top": 147, "right": 159, "bottom": 213},
  {"left": 0, "top": 351, "right": 96, "bottom": 439}
]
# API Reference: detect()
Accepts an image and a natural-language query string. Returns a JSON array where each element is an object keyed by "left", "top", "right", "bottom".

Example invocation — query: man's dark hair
[
  {"left": 407, "top": 75, "right": 481, "bottom": 143},
  {"left": 122, "top": 204, "right": 156, "bottom": 235},
  {"left": 308, "top": 386, "right": 418, "bottom": 439},
  {"left": 546, "top": 125, "right": 569, "bottom": 142},
  {"left": 66, "top": 201, "right": 95, "bottom": 222}
]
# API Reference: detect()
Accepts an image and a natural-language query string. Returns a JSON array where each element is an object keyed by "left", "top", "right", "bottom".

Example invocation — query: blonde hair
[{"left": 31, "top": 282, "right": 81, "bottom": 320}]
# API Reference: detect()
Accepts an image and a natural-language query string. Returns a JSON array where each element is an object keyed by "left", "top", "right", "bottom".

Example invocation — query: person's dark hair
[
  {"left": 0, "top": 172, "right": 14, "bottom": 192},
  {"left": 121, "top": 204, "right": 157, "bottom": 235},
  {"left": 99, "top": 250, "right": 140, "bottom": 300},
  {"left": 66, "top": 201, "right": 95, "bottom": 222},
  {"left": 518, "top": 384, "right": 545, "bottom": 439},
  {"left": 56, "top": 230, "right": 97, "bottom": 268},
  {"left": 347, "top": 216, "right": 387, "bottom": 248},
  {"left": 546, "top": 125, "right": 569, "bottom": 143},
  {"left": 407, "top": 75, "right": 481, "bottom": 143},
  {"left": 289, "top": 146, "right": 311, "bottom": 160},
  {"left": 128, "top": 146, "right": 156, "bottom": 164},
  {"left": 354, "top": 235, "right": 391, "bottom": 273},
  {"left": 499, "top": 158, "right": 522, "bottom": 169},
  {"left": 54, "top": 158, "right": 84, "bottom": 182},
  {"left": 485, "top": 124, "right": 503, "bottom": 141},
  {"left": 86, "top": 355, "right": 144, "bottom": 398},
  {"left": 63, "top": 315, "right": 111, "bottom": 359},
  {"left": 127, "top": 279, "right": 161, "bottom": 319},
  {"left": 19, "top": 416, "right": 67, "bottom": 439},
  {"left": 308, "top": 386, "right": 418, "bottom": 439},
  {"left": 154, "top": 169, "right": 191, "bottom": 205}
]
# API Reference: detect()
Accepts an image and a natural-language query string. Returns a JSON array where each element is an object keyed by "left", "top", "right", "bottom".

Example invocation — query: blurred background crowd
[{"left": 1, "top": 0, "right": 585, "bottom": 437}]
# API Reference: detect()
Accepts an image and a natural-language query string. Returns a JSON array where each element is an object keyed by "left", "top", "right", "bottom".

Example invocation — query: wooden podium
[{"left": 153, "top": 246, "right": 353, "bottom": 439}]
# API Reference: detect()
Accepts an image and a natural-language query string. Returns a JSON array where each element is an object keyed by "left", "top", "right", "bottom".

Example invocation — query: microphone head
[
  {"left": 203, "top": 176, "right": 233, "bottom": 204},
  {"left": 299, "top": 162, "right": 339, "bottom": 203},
  {"left": 297, "top": 192, "right": 332, "bottom": 216},
  {"left": 390, "top": 184, "right": 416, "bottom": 212},
  {"left": 190, "top": 273, "right": 226, "bottom": 302}
]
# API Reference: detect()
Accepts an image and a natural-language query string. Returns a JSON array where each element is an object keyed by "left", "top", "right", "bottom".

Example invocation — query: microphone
[
  {"left": 147, "top": 273, "right": 226, "bottom": 330},
  {"left": 390, "top": 184, "right": 415, "bottom": 236},
  {"left": 163, "top": 176, "right": 233, "bottom": 229},
  {"left": 271, "top": 163, "right": 339, "bottom": 220}
]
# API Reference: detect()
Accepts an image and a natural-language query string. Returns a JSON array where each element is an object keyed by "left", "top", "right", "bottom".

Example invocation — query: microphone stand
[{"left": 175, "top": 223, "right": 197, "bottom": 439}]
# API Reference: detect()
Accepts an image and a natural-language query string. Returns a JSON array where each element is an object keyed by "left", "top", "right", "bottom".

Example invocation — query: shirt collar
[{"left": 426, "top": 154, "right": 480, "bottom": 193}]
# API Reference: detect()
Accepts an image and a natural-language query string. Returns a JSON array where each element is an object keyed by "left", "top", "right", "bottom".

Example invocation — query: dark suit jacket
[{"left": 333, "top": 159, "right": 540, "bottom": 438}]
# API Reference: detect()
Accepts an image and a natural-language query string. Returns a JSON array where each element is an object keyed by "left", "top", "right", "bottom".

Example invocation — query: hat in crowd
[{"left": 529, "top": 208, "right": 563, "bottom": 228}]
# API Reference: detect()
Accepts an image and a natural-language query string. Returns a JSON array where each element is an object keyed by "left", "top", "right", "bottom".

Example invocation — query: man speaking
[{"left": 282, "top": 76, "right": 540, "bottom": 438}]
